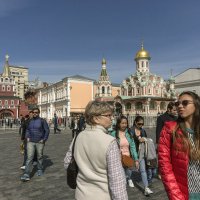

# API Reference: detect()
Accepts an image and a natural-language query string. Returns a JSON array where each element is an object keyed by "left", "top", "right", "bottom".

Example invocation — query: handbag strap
[{"left": 72, "top": 135, "right": 78, "bottom": 158}]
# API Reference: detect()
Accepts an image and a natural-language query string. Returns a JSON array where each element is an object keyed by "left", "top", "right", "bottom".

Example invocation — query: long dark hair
[
  {"left": 115, "top": 115, "right": 131, "bottom": 139},
  {"left": 133, "top": 115, "right": 144, "bottom": 127},
  {"left": 174, "top": 91, "right": 200, "bottom": 160}
]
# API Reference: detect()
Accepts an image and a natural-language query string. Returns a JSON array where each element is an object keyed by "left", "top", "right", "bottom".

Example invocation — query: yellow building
[
  {"left": 37, "top": 75, "right": 95, "bottom": 119},
  {"left": 5, "top": 55, "right": 29, "bottom": 100}
]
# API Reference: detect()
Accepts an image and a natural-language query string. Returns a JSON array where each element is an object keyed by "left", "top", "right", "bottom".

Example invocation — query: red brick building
[{"left": 0, "top": 55, "right": 28, "bottom": 119}]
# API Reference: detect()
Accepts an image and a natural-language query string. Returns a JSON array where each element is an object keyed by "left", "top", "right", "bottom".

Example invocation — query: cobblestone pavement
[{"left": 0, "top": 128, "right": 168, "bottom": 200}]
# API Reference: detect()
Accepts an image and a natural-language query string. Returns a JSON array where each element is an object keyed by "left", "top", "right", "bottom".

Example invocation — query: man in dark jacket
[
  {"left": 53, "top": 113, "right": 61, "bottom": 134},
  {"left": 78, "top": 114, "right": 85, "bottom": 132},
  {"left": 156, "top": 102, "right": 177, "bottom": 144},
  {"left": 21, "top": 108, "right": 49, "bottom": 181}
]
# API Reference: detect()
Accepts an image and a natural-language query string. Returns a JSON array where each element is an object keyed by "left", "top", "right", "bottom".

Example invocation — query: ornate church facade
[{"left": 113, "top": 44, "right": 176, "bottom": 125}]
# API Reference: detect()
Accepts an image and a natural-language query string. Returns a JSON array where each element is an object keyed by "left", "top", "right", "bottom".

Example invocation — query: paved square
[{"left": 0, "top": 127, "right": 168, "bottom": 200}]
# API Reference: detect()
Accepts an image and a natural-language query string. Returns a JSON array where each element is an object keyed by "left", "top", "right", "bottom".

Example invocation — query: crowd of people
[
  {"left": 0, "top": 117, "right": 20, "bottom": 128},
  {"left": 17, "top": 90, "right": 200, "bottom": 199},
  {"left": 64, "top": 91, "right": 200, "bottom": 200},
  {"left": 65, "top": 101, "right": 158, "bottom": 199}
]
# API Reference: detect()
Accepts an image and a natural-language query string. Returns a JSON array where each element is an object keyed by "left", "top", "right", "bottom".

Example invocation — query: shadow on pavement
[
  {"left": 29, "top": 155, "right": 53, "bottom": 178},
  {"left": 43, "top": 155, "right": 53, "bottom": 171}
]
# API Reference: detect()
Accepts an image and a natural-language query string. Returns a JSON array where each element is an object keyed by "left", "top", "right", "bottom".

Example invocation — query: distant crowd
[{"left": 0, "top": 118, "right": 20, "bottom": 128}]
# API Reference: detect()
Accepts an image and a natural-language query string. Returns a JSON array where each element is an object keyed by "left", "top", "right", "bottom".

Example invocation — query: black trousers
[
  {"left": 54, "top": 126, "right": 61, "bottom": 133},
  {"left": 72, "top": 129, "right": 79, "bottom": 138}
]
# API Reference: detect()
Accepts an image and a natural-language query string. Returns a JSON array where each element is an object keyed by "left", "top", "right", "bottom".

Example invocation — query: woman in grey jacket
[{"left": 64, "top": 101, "right": 128, "bottom": 200}]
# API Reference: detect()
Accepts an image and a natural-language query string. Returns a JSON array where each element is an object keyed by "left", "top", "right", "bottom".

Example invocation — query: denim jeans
[
  {"left": 139, "top": 158, "right": 148, "bottom": 188},
  {"left": 23, "top": 140, "right": 37, "bottom": 166},
  {"left": 124, "top": 167, "right": 133, "bottom": 181},
  {"left": 23, "top": 140, "right": 27, "bottom": 166},
  {"left": 147, "top": 167, "right": 157, "bottom": 183},
  {"left": 24, "top": 142, "right": 44, "bottom": 176}
]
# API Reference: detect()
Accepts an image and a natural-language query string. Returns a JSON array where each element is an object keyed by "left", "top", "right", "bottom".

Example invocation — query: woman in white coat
[{"left": 64, "top": 101, "right": 128, "bottom": 200}]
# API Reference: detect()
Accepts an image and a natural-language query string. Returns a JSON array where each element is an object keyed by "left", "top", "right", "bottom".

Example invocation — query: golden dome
[
  {"left": 102, "top": 58, "right": 106, "bottom": 65},
  {"left": 135, "top": 44, "right": 151, "bottom": 61}
]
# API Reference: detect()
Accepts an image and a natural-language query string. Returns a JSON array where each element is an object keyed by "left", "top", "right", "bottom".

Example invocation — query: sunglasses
[
  {"left": 175, "top": 100, "right": 194, "bottom": 107},
  {"left": 100, "top": 114, "right": 113, "bottom": 119},
  {"left": 137, "top": 123, "right": 144, "bottom": 126},
  {"left": 33, "top": 112, "right": 39, "bottom": 114}
]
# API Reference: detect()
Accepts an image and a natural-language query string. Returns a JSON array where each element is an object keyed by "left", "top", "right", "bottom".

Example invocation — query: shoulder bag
[
  {"left": 121, "top": 154, "right": 134, "bottom": 168},
  {"left": 67, "top": 135, "right": 78, "bottom": 189}
]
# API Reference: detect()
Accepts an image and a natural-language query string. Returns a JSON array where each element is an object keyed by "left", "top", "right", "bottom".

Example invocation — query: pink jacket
[{"left": 158, "top": 121, "right": 189, "bottom": 200}]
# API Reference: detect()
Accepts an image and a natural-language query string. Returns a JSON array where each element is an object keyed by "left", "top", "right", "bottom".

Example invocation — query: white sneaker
[
  {"left": 144, "top": 187, "right": 153, "bottom": 195},
  {"left": 128, "top": 179, "right": 134, "bottom": 188},
  {"left": 20, "top": 166, "right": 25, "bottom": 170}
]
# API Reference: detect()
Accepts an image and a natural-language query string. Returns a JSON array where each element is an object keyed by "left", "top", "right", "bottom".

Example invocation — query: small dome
[
  {"left": 135, "top": 44, "right": 151, "bottom": 61},
  {"left": 102, "top": 58, "right": 106, "bottom": 65}
]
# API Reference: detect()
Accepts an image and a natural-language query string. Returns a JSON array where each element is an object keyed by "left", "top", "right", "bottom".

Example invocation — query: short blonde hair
[{"left": 85, "top": 101, "right": 113, "bottom": 125}]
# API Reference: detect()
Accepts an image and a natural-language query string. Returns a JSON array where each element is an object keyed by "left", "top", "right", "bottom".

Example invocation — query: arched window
[
  {"left": 142, "top": 61, "right": 144, "bottom": 68},
  {"left": 135, "top": 102, "right": 143, "bottom": 110},
  {"left": 137, "top": 88, "right": 140, "bottom": 94},
  {"left": 7, "top": 86, "right": 11, "bottom": 91},
  {"left": 128, "top": 86, "right": 132, "bottom": 96},
  {"left": 149, "top": 101, "right": 157, "bottom": 110},
  {"left": 102, "top": 86, "right": 105, "bottom": 94},
  {"left": 160, "top": 102, "right": 166, "bottom": 110},
  {"left": 125, "top": 102, "right": 131, "bottom": 111}
]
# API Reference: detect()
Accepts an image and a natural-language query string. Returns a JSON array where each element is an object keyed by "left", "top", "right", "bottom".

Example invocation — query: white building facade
[
  {"left": 175, "top": 68, "right": 200, "bottom": 96},
  {"left": 37, "top": 75, "right": 95, "bottom": 121}
]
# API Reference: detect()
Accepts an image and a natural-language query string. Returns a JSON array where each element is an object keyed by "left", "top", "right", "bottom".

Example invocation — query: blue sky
[{"left": 0, "top": 0, "right": 200, "bottom": 83}]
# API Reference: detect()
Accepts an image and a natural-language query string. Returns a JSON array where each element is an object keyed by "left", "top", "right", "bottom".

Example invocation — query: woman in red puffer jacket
[{"left": 158, "top": 91, "right": 200, "bottom": 200}]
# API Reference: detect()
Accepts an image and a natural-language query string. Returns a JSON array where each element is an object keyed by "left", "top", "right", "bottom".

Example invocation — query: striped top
[{"left": 187, "top": 128, "right": 200, "bottom": 199}]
